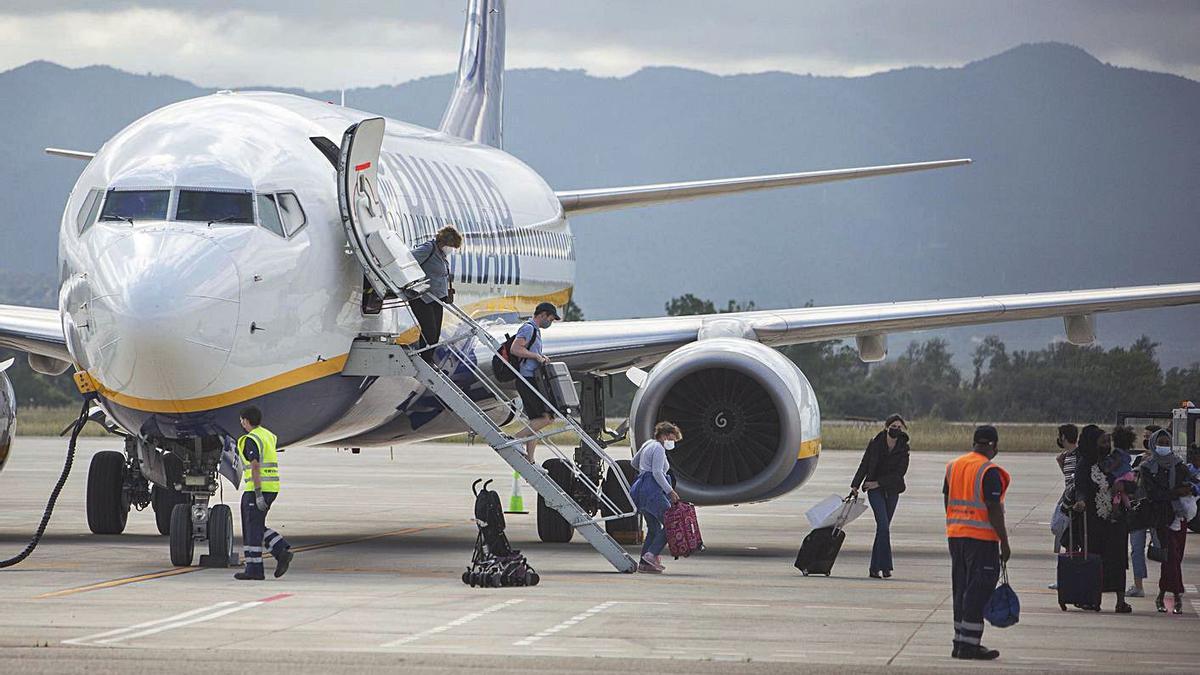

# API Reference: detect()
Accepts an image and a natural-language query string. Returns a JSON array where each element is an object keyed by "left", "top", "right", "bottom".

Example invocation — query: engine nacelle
[
  {"left": 630, "top": 338, "right": 821, "bottom": 505},
  {"left": 0, "top": 364, "right": 15, "bottom": 473}
]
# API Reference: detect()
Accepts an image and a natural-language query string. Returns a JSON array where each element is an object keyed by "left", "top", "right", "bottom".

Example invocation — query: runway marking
[
  {"left": 64, "top": 593, "right": 291, "bottom": 646},
  {"left": 513, "top": 600, "right": 618, "bottom": 647},
  {"left": 35, "top": 523, "right": 454, "bottom": 599},
  {"left": 380, "top": 598, "right": 524, "bottom": 647}
]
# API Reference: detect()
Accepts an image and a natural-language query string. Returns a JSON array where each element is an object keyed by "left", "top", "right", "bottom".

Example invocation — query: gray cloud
[{"left": 0, "top": 1, "right": 1197, "bottom": 89}]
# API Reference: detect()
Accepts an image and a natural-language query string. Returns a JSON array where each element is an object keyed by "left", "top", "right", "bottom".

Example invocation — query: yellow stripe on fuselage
[{"left": 81, "top": 288, "right": 574, "bottom": 415}]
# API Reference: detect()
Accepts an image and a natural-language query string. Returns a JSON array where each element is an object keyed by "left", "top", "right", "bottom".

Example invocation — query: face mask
[
  {"left": 663, "top": 440, "right": 676, "bottom": 451},
  {"left": 1154, "top": 445, "right": 1173, "bottom": 457},
  {"left": 441, "top": 246, "right": 454, "bottom": 256},
  {"left": 1056, "top": 438, "right": 1064, "bottom": 449},
  {"left": 887, "top": 427, "right": 902, "bottom": 439}
]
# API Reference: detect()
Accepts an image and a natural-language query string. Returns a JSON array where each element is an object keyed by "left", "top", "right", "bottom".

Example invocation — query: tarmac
[{"left": 1, "top": 437, "right": 1197, "bottom": 674}]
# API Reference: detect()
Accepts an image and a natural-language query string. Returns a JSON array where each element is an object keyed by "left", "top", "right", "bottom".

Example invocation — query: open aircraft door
[{"left": 337, "top": 117, "right": 430, "bottom": 299}]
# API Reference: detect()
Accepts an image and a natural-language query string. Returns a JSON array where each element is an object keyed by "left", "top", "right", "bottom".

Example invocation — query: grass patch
[
  {"left": 821, "top": 419, "right": 1098, "bottom": 453},
  {"left": 14, "top": 406, "right": 109, "bottom": 438},
  {"left": 13, "top": 407, "right": 1096, "bottom": 453}
]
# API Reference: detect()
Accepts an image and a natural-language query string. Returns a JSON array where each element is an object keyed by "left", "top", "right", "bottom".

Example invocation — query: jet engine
[
  {"left": 629, "top": 338, "right": 821, "bottom": 505},
  {"left": 1, "top": 360, "right": 16, "bottom": 473}
]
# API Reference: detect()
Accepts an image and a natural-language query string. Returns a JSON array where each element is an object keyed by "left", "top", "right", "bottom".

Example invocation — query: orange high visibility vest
[{"left": 945, "top": 451, "right": 1010, "bottom": 541}]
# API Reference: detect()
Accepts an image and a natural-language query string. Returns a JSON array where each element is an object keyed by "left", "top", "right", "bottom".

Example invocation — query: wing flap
[{"left": 555, "top": 159, "right": 970, "bottom": 216}]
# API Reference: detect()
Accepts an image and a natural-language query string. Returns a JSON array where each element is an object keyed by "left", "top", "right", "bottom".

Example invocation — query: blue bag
[{"left": 985, "top": 563, "right": 1020, "bottom": 628}]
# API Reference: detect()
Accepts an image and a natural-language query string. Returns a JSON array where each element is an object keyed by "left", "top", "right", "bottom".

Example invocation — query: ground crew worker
[
  {"left": 234, "top": 406, "right": 293, "bottom": 581},
  {"left": 943, "top": 425, "right": 1010, "bottom": 660}
]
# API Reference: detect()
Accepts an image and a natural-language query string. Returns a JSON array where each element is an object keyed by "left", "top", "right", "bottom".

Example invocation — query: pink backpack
[{"left": 664, "top": 502, "right": 704, "bottom": 559}]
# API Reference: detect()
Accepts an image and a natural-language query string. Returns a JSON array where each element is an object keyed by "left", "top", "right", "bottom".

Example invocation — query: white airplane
[{"left": 3, "top": 0, "right": 1199, "bottom": 565}]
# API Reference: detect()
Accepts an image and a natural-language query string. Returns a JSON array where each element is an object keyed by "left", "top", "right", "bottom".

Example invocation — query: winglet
[
  {"left": 439, "top": 0, "right": 505, "bottom": 148},
  {"left": 45, "top": 147, "right": 95, "bottom": 161}
]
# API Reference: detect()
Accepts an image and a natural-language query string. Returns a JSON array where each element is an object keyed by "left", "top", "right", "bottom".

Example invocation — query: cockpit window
[
  {"left": 176, "top": 190, "right": 254, "bottom": 224},
  {"left": 76, "top": 189, "right": 103, "bottom": 234},
  {"left": 100, "top": 189, "right": 169, "bottom": 222},
  {"left": 275, "top": 192, "right": 306, "bottom": 236},
  {"left": 256, "top": 194, "right": 285, "bottom": 237}
]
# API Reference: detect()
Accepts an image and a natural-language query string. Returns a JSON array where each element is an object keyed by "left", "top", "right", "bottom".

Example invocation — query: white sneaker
[
  {"left": 1126, "top": 586, "right": 1145, "bottom": 598},
  {"left": 652, "top": 554, "right": 666, "bottom": 571},
  {"left": 1048, "top": 582, "right": 1058, "bottom": 590}
]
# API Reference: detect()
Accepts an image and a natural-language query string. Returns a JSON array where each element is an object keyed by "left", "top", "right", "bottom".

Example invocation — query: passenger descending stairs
[{"left": 342, "top": 295, "right": 639, "bottom": 573}]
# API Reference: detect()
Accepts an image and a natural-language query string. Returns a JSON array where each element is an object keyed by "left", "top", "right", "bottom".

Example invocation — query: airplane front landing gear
[{"left": 162, "top": 436, "right": 237, "bottom": 568}]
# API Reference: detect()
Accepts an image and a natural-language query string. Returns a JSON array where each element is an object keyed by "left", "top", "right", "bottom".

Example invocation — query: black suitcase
[
  {"left": 794, "top": 526, "right": 845, "bottom": 576},
  {"left": 1057, "top": 515, "right": 1102, "bottom": 611}
]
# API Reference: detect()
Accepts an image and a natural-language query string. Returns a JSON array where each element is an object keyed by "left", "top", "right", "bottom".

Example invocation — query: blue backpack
[{"left": 985, "top": 563, "right": 1020, "bottom": 628}]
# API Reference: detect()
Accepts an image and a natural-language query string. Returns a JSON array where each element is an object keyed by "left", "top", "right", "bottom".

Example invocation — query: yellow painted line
[
  {"left": 35, "top": 522, "right": 456, "bottom": 599},
  {"left": 799, "top": 437, "right": 822, "bottom": 460}
]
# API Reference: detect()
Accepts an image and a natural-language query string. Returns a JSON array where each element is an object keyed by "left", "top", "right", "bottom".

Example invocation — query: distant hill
[{"left": 2, "top": 43, "right": 1198, "bottom": 369}]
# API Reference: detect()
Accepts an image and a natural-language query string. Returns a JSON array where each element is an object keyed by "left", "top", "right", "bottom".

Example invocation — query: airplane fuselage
[{"left": 59, "top": 91, "right": 575, "bottom": 447}]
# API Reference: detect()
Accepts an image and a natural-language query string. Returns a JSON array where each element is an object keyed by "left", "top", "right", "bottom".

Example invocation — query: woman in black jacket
[
  {"left": 851, "top": 414, "right": 911, "bottom": 579},
  {"left": 1071, "top": 425, "right": 1132, "bottom": 613}
]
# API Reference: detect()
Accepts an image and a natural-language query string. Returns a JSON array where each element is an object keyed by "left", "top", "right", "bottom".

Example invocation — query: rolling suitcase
[
  {"left": 794, "top": 526, "right": 846, "bottom": 576},
  {"left": 664, "top": 501, "right": 704, "bottom": 559},
  {"left": 794, "top": 494, "right": 858, "bottom": 576},
  {"left": 1056, "top": 514, "right": 1102, "bottom": 611}
]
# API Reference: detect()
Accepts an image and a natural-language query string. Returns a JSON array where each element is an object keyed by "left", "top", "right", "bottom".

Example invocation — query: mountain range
[{"left": 1, "top": 42, "right": 1197, "bottom": 369}]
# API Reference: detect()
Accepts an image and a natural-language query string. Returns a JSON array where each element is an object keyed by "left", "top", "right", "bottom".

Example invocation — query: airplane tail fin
[{"left": 439, "top": 0, "right": 505, "bottom": 148}]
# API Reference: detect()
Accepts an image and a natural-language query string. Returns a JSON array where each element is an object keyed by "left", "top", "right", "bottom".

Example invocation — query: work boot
[
  {"left": 953, "top": 645, "right": 999, "bottom": 660},
  {"left": 274, "top": 549, "right": 293, "bottom": 578},
  {"left": 234, "top": 571, "right": 264, "bottom": 581}
]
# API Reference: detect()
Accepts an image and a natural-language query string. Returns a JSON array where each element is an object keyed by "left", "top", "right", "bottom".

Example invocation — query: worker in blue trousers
[{"left": 234, "top": 406, "right": 294, "bottom": 581}]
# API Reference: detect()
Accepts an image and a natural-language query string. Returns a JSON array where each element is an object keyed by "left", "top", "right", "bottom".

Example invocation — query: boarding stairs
[{"left": 343, "top": 295, "right": 639, "bottom": 573}]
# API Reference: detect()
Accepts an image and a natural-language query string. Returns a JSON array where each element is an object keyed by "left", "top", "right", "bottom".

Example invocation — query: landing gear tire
[
  {"left": 208, "top": 504, "right": 234, "bottom": 566},
  {"left": 169, "top": 503, "right": 194, "bottom": 567},
  {"left": 86, "top": 451, "right": 130, "bottom": 534},
  {"left": 537, "top": 458, "right": 574, "bottom": 543},
  {"left": 602, "top": 459, "right": 642, "bottom": 543},
  {"left": 151, "top": 485, "right": 188, "bottom": 536}
]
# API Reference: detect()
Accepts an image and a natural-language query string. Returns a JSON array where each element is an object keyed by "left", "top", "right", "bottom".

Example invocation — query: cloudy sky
[{"left": 1, "top": 1, "right": 1197, "bottom": 89}]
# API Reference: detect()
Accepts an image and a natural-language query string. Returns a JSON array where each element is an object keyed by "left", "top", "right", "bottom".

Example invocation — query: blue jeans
[
  {"left": 1130, "top": 528, "right": 1161, "bottom": 581},
  {"left": 868, "top": 488, "right": 900, "bottom": 573},
  {"left": 641, "top": 513, "right": 667, "bottom": 559}
]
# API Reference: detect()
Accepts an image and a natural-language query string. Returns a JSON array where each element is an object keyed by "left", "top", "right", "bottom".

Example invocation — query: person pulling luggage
[
  {"left": 944, "top": 425, "right": 1010, "bottom": 660},
  {"left": 630, "top": 421, "right": 682, "bottom": 573},
  {"left": 850, "top": 414, "right": 910, "bottom": 578}
]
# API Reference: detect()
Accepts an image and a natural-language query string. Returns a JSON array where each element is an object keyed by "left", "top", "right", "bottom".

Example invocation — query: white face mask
[
  {"left": 1154, "top": 445, "right": 1173, "bottom": 457},
  {"left": 441, "top": 246, "right": 454, "bottom": 256},
  {"left": 663, "top": 440, "right": 676, "bottom": 451}
]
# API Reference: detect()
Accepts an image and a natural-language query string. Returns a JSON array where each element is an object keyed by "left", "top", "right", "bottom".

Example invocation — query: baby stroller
[{"left": 462, "top": 479, "right": 540, "bottom": 587}]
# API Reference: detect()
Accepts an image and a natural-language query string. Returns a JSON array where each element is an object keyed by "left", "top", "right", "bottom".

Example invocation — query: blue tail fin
[{"left": 439, "top": 0, "right": 505, "bottom": 148}]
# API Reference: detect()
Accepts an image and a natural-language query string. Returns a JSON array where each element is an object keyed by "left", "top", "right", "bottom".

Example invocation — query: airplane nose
[{"left": 85, "top": 230, "right": 240, "bottom": 402}]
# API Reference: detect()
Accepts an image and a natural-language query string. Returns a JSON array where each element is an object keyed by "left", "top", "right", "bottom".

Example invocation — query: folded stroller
[{"left": 462, "top": 479, "right": 540, "bottom": 587}]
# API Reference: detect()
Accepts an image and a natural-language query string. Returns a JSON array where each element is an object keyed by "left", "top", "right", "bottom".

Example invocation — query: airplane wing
[
  {"left": 555, "top": 159, "right": 970, "bottom": 216},
  {"left": 540, "top": 282, "right": 1200, "bottom": 374},
  {"left": 0, "top": 304, "right": 71, "bottom": 362}
]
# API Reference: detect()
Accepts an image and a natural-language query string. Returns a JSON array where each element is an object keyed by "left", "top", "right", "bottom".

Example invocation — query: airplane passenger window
[
  {"left": 100, "top": 189, "right": 169, "bottom": 222},
  {"left": 76, "top": 189, "right": 102, "bottom": 233},
  {"left": 256, "top": 194, "right": 285, "bottom": 237},
  {"left": 275, "top": 192, "right": 306, "bottom": 236},
  {"left": 176, "top": 190, "right": 254, "bottom": 224}
]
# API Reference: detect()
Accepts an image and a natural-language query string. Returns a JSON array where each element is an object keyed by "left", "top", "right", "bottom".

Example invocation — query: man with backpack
[{"left": 509, "top": 302, "right": 560, "bottom": 461}]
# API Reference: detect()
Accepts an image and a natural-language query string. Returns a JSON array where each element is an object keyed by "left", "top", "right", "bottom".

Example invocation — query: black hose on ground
[{"left": 0, "top": 397, "right": 92, "bottom": 568}]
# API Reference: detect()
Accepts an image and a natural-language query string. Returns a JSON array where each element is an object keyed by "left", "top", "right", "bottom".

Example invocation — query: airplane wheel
[
  {"left": 169, "top": 503, "right": 194, "bottom": 567},
  {"left": 208, "top": 504, "right": 234, "bottom": 566},
  {"left": 602, "top": 459, "right": 642, "bottom": 543},
  {"left": 537, "top": 458, "right": 574, "bottom": 543},
  {"left": 151, "top": 485, "right": 187, "bottom": 536},
  {"left": 86, "top": 451, "right": 129, "bottom": 534}
]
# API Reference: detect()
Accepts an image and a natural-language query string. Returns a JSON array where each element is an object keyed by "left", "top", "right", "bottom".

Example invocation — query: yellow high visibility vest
[
  {"left": 238, "top": 425, "right": 280, "bottom": 493},
  {"left": 945, "top": 451, "right": 1009, "bottom": 541}
]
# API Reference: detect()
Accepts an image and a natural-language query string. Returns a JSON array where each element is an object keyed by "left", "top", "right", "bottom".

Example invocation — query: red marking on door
[
  {"left": 354, "top": 161, "right": 372, "bottom": 171},
  {"left": 256, "top": 593, "right": 293, "bottom": 603}
]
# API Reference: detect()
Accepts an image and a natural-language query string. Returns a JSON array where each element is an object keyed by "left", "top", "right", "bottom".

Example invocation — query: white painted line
[
  {"left": 63, "top": 601, "right": 238, "bottom": 646},
  {"left": 703, "top": 603, "right": 769, "bottom": 608},
  {"left": 95, "top": 602, "right": 264, "bottom": 644},
  {"left": 513, "top": 600, "right": 617, "bottom": 647},
  {"left": 381, "top": 599, "right": 523, "bottom": 648}
]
